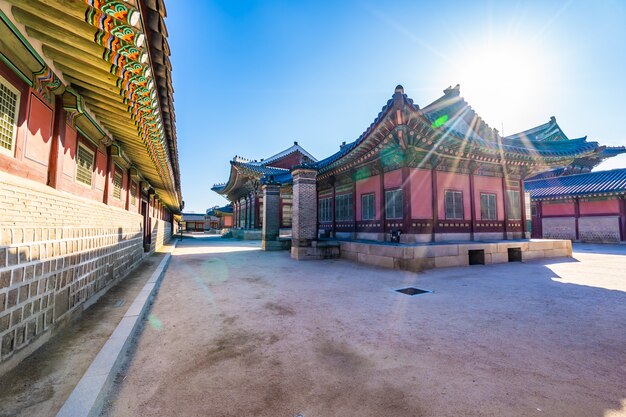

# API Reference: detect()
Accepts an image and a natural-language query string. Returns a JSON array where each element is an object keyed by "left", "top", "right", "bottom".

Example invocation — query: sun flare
[{"left": 451, "top": 40, "right": 549, "bottom": 133}]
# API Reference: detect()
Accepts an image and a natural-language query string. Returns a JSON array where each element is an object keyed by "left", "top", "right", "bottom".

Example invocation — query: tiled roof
[
  {"left": 525, "top": 168, "right": 626, "bottom": 199},
  {"left": 259, "top": 142, "right": 317, "bottom": 165},
  {"left": 182, "top": 213, "right": 206, "bottom": 221},
  {"left": 232, "top": 161, "right": 289, "bottom": 176}
]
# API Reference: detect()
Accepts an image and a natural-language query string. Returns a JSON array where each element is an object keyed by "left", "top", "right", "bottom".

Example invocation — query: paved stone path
[{"left": 102, "top": 236, "right": 626, "bottom": 417}]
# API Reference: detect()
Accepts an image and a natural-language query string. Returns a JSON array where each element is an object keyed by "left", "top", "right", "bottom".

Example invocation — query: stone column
[
  {"left": 291, "top": 166, "right": 318, "bottom": 259},
  {"left": 262, "top": 181, "right": 282, "bottom": 251}
]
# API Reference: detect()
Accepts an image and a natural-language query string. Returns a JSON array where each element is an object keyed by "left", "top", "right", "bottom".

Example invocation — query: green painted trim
[
  {"left": 0, "top": 9, "right": 45, "bottom": 67},
  {"left": 83, "top": 111, "right": 108, "bottom": 138},
  {"left": 76, "top": 125, "right": 100, "bottom": 148},
  {"left": 0, "top": 52, "right": 32, "bottom": 86}
]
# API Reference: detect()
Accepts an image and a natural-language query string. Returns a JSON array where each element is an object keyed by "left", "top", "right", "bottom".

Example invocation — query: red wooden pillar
[
  {"left": 431, "top": 167, "right": 438, "bottom": 242},
  {"left": 331, "top": 178, "right": 336, "bottom": 238},
  {"left": 520, "top": 179, "right": 527, "bottom": 238},
  {"left": 469, "top": 170, "right": 476, "bottom": 241},
  {"left": 246, "top": 196, "right": 251, "bottom": 229},
  {"left": 501, "top": 175, "right": 508, "bottom": 240},
  {"left": 125, "top": 168, "right": 132, "bottom": 211},
  {"left": 316, "top": 188, "right": 320, "bottom": 238},
  {"left": 618, "top": 196, "right": 626, "bottom": 242},
  {"left": 47, "top": 96, "right": 65, "bottom": 189},
  {"left": 574, "top": 198, "right": 580, "bottom": 241},
  {"left": 402, "top": 167, "right": 411, "bottom": 234},
  {"left": 379, "top": 168, "right": 386, "bottom": 239},
  {"left": 103, "top": 145, "right": 113, "bottom": 205},
  {"left": 352, "top": 173, "right": 357, "bottom": 235},
  {"left": 254, "top": 193, "right": 260, "bottom": 229}
]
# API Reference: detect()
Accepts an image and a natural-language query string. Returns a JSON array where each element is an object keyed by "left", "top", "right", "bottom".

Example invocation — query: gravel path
[{"left": 101, "top": 237, "right": 626, "bottom": 417}]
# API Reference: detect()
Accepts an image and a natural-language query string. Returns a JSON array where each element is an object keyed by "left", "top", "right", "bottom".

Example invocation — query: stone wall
[
  {"left": 542, "top": 217, "right": 576, "bottom": 240},
  {"left": 150, "top": 218, "right": 172, "bottom": 252},
  {"left": 578, "top": 216, "right": 620, "bottom": 242},
  {"left": 0, "top": 173, "right": 145, "bottom": 374}
]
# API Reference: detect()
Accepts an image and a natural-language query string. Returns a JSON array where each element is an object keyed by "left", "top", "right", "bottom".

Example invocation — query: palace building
[
  {"left": 0, "top": 1, "right": 181, "bottom": 372},
  {"left": 527, "top": 168, "right": 626, "bottom": 242},
  {"left": 213, "top": 85, "right": 624, "bottom": 249}
]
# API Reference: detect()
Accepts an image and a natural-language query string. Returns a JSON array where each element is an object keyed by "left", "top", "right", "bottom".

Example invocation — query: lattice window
[
  {"left": 445, "top": 190, "right": 464, "bottom": 220},
  {"left": 361, "top": 193, "right": 375, "bottom": 220},
  {"left": 319, "top": 197, "right": 332, "bottom": 222},
  {"left": 335, "top": 193, "right": 353, "bottom": 221},
  {"left": 507, "top": 190, "right": 521, "bottom": 220},
  {"left": 76, "top": 145, "right": 94, "bottom": 186},
  {"left": 480, "top": 193, "right": 497, "bottom": 220},
  {"left": 385, "top": 189, "right": 403, "bottom": 219},
  {"left": 130, "top": 182, "right": 137, "bottom": 205},
  {"left": 0, "top": 76, "right": 19, "bottom": 154},
  {"left": 113, "top": 167, "right": 123, "bottom": 200}
]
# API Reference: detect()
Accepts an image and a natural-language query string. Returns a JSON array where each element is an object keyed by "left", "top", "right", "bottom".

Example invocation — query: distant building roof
[
  {"left": 525, "top": 168, "right": 626, "bottom": 199},
  {"left": 207, "top": 205, "right": 233, "bottom": 216},
  {"left": 181, "top": 213, "right": 206, "bottom": 221}
]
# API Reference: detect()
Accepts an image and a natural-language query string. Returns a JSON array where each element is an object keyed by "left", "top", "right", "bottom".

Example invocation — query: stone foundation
[
  {"left": 340, "top": 239, "right": 572, "bottom": 272},
  {"left": 0, "top": 173, "right": 151, "bottom": 375},
  {"left": 231, "top": 229, "right": 262, "bottom": 240},
  {"left": 291, "top": 240, "right": 340, "bottom": 260}
]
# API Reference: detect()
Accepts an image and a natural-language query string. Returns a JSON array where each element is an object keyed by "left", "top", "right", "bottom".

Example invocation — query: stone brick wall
[
  {"left": 578, "top": 216, "right": 620, "bottom": 242},
  {"left": 542, "top": 217, "right": 576, "bottom": 240},
  {"left": 291, "top": 168, "right": 318, "bottom": 247},
  {"left": 150, "top": 218, "right": 172, "bottom": 252},
  {"left": 0, "top": 172, "right": 144, "bottom": 373}
]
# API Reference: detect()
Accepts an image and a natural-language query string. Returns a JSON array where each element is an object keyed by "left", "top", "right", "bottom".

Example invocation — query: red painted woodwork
[
  {"left": 574, "top": 198, "right": 580, "bottom": 240},
  {"left": 431, "top": 168, "right": 438, "bottom": 239},
  {"left": 355, "top": 175, "right": 380, "bottom": 221},
  {"left": 520, "top": 179, "right": 527, "bottom": 236},
  {"left": 409, "top": 168, "right": 433, "bottom": 218},
  {"left": 402, "top": 167, "right": 411, "bottom": 229},
  {"left": 437, "top": 171, "right": 471, "bottom": 220},
  {"left": 579, "top": 199, "right": 620, "bottom": 215},
  {"left": 47, "top": 96, "right": 65, "bottom": 189},
  {"left": 473, "top": 175, "right": 504, "bottom": 220},
  {"left": 24, "top": 94, "right": 53, "bottom": 172},
  {"left": 619, "top": 196, "right": 626, "bottom": 241},
  {"left": 542, "top": 202, "right": 575, "bottom": 216},
  {"left": 469, "top": 172, "right": 476, "bottom": 239},
  {"left": 94, "top": 148, "right": 107, "bottom": 193},
  {"left": 383, "top": 169, "right": 402, "bottom": 189}
]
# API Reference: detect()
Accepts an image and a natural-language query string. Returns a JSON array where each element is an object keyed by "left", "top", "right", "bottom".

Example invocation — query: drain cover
[
  {"left": 396, "top": 287, "right": 431, "bottom": 296},
  {"left": 113, "top": 299, "right": 126, "bottom": 307}
]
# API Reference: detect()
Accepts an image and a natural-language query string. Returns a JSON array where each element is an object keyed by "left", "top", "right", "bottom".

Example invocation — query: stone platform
[{"left": 338, "top": 239, "right": 572, "bottom": 272}]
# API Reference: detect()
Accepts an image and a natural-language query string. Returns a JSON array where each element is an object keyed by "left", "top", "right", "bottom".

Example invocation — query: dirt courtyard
[{"left": 102, "top": 237, "right": 626, "bottom": 417}]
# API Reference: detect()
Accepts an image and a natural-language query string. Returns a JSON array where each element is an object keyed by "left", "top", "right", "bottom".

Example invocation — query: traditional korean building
[
  {"left": 0, "top": 1, "right": 181, "bottom": 372},
  {"left": 526, "top": 169, "right": 626, "bottom": 242},
  {"left": 181, "top": 213, "right": 207, "bottom": 232},
  {"left": 214, "top": 85, "right": 623, "bottom": 248},
  {"left": 212, "top": 142, "right": 316, "bottom": 237},
  {"left": 206, "top": 205, "right": 233, "bottom": 230}
]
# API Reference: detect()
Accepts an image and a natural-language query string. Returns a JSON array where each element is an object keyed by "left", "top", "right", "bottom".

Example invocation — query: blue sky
[{"left": 167, "top": 0, "right": 626, "bottom": 212}]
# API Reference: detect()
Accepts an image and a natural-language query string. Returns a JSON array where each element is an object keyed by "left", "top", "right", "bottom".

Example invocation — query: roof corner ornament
[
  {"left": 443, "top": 84, "right": 461, "bottom": 96},
  {"left": 393, "top": 84, "right": 405, "bottom": 123}
]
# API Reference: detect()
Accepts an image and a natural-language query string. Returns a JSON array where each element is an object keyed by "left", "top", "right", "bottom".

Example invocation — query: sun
[{"left": 449, "top": 39, "right": 550, "bottom": 133}]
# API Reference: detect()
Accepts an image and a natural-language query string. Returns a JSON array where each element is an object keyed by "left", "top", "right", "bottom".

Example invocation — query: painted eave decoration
[
  {"left": 314, "top": 85, "right": 609, "bottom": 180},
  {"left": 0, "top": 0, "right": 181, "bottom": 211}
]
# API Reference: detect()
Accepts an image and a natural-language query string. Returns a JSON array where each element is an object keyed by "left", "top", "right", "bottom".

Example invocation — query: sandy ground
[
  {"left": 0, "top": 247, "right": 170, "bottom": 417},
  {"left": 101, "top": 237, "right": 626, "bottom": 417}
]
